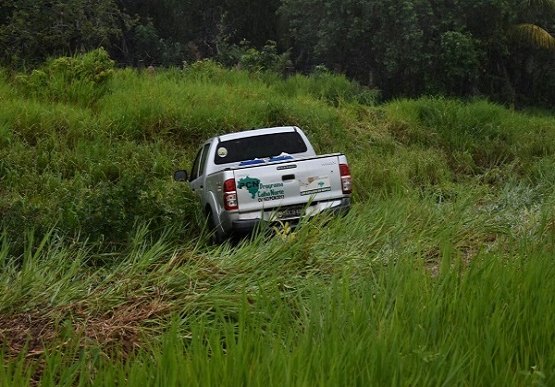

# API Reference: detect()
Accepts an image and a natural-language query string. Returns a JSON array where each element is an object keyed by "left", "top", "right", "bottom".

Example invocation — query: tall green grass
[
  {"left": 386, "top": 98, "right": 555, "bottom": 173},
  {"left": 0, "top": 200, "right": 554, "bottom": 385},
  {"left": 1, "top": 52, "right": 555, "bottom": 384}
]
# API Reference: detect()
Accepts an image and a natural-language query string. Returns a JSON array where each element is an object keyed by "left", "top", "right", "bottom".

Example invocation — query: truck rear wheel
[{"left": 206, "top": 209, "right": 225, "bottom": 244}]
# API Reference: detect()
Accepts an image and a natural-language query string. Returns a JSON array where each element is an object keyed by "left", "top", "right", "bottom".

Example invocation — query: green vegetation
[{"left": 1, "top": 51, "right": 555, "bottom": 385}]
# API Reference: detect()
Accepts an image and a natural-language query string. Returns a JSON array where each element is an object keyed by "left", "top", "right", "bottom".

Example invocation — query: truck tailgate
[{"left": 233, "top": 155, "right": 343, "bottom": 213}]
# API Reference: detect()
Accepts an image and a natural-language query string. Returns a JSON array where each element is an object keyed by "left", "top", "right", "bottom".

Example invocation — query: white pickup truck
[{"left": 174, "top": 126, "right": 351, "bottom": 242}]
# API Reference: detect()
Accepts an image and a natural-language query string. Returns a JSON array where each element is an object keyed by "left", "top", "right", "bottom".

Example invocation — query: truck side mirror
[{"left": 173, "top": 170, "right": 188, "bottom": 182}]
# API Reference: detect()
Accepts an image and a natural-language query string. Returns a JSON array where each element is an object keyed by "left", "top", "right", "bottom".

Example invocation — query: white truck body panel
[{"left": 233, "top": 154, "right": 345, "bottom": 213}]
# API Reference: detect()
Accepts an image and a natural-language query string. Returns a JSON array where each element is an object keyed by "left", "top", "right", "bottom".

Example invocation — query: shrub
[
  {"left": 238, "top": 41, "right": 292, "bottom": 75},
  {"left": 14, "top": 48, "right": 115, "bottom": 106},
  {"left": 183, "top": 59, "right": 227, "bottom": 81}
]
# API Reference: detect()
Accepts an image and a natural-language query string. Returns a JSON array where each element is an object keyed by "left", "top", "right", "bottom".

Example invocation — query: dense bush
[
  {"left": 13, "top": 48, "right": 114, "bottom": 106},
  {"left": 236, "top": 40, "right": 292, "bottom": 74}
]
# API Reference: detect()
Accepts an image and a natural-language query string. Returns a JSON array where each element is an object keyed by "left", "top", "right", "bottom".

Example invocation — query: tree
[
  {"left": 510, "top": 0, "right": 555, "bottom": 49},
  {"left": 451, "top": 0, "right": 554, "bottom": 104},
  {"left": 114, "top": 0, "right": 282, "bottom": 66},
  {"left": 506, "top": 0, "right": 555, "bottom": 105},
  {"left": 437, "top": 31, "right": 482, "bottom": 96},
  {"left": 279, "top": 0, "right": 432, "bottom": 97},
  {"left": 0, "top": 0, "right": 122, "bottom": 68}
]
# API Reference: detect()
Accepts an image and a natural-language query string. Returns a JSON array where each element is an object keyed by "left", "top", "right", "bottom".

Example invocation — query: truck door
[{"left": 190, "top": 143, "right": 211, "bottom": 200}]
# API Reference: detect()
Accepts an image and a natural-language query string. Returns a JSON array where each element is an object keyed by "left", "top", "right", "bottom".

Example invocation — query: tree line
[{"left": 1, "top": 0, "right": 554, "bottom": 106}]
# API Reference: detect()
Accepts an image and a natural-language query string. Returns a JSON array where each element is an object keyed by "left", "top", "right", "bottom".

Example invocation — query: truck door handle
[{"left": 282, "top": 174, "right": 295, "bottom": 181}]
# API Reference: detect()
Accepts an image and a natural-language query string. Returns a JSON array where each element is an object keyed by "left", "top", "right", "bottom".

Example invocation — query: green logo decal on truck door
[{"left": 238, "top": 177, "right": 261, "bottom": 199}]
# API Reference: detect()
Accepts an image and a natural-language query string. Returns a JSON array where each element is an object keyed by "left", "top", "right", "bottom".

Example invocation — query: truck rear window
[{"left": 214, "top": 132, "right": 307, "bottom": 165}]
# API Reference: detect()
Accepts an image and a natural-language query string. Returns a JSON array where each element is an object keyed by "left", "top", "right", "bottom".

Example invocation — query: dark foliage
[{"left": 0, "top": 0, "right": 553, "bottom": 105}]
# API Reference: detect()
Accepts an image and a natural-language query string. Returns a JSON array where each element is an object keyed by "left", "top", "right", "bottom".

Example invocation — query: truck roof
[{"left": 218, "top": 126, "right": 298, "bottom": 142}]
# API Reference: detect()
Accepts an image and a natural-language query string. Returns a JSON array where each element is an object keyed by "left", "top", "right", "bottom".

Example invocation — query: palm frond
[{"left": 510, "top": 23, "right": 555, "bottom": 49}]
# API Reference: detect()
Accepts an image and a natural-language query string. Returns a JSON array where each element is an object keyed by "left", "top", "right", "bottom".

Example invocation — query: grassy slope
[{"left": 1, "top": 61, "right": 555, "bottom": 385}]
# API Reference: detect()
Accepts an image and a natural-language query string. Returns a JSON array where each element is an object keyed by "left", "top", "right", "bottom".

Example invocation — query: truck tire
[{"left": 206, "top": 208, "right": 225, "bottom": 244}]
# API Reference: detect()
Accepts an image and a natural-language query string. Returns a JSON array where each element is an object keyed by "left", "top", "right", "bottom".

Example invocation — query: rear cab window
[{"left": 214, "top": 132, "right": 307, "bottom": 165}]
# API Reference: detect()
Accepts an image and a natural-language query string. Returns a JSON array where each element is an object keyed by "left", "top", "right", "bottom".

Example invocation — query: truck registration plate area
[{"left": 276, "top": 205, "right": 303, "bottom": 219}]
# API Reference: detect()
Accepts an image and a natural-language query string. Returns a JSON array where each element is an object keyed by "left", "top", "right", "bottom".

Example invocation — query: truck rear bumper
[{"left": 230, "top": 198, "right": 351, "bottom": 235}]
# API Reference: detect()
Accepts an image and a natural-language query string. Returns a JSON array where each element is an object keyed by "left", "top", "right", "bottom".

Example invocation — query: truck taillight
[
  {"left": 339, "top": 164, "right": 352, "bottom": 194},
  {"left": 223, "top": 178, "right": 239, "bottom": 211}
]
